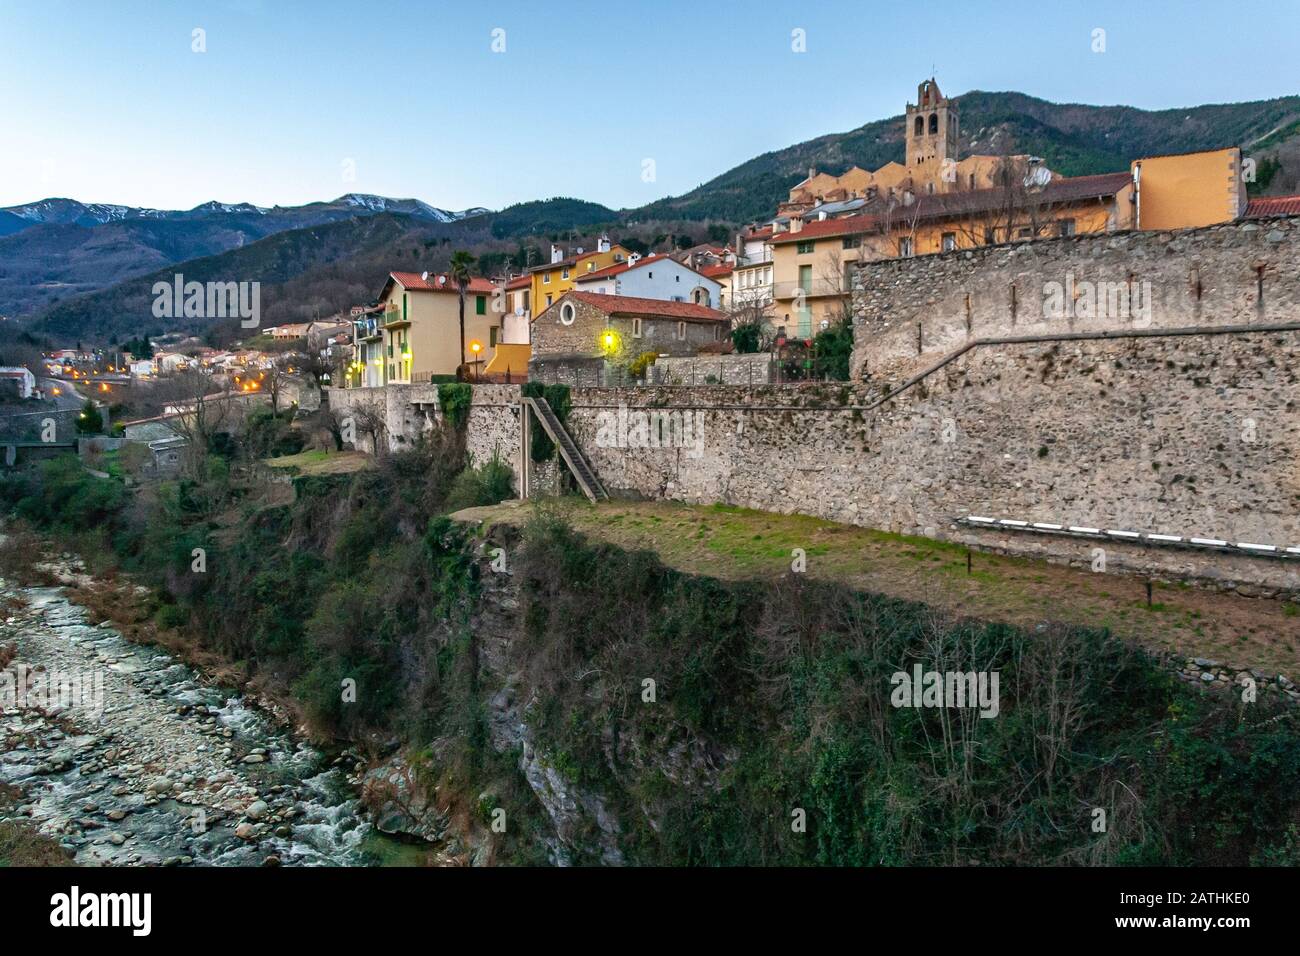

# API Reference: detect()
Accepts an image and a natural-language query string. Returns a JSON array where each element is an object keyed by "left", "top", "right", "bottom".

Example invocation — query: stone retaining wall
[{"left": 851, "top": 216, "right": 1300, "bottom": 385}]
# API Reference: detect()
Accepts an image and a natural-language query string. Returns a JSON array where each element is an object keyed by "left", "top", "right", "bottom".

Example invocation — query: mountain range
[
  {"left": 8, "top": 87, "right": 1300, "bottom": 343},
  {"left": 0, "top": 195, "right": 487, "bottom": 320}
]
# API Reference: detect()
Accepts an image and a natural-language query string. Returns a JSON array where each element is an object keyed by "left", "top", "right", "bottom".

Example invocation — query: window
[
  {"left": 677, "top": 321, "right": 686, "bottom": 340},
  {"left": 633, "top": 317, "right": 642, "bottom": 338},
  {"left": 489, "top": 326, "right": 498, "bottom": 347},
  {"left": 941, "top": 232, "right": 956, "bottom": 252},
  {"left": 546, "top": 294, "right": 552, "bottom": 306},
  {"left": 1016, "top": 227, "right": 1033, "bottom": 239},
  {"left": 713, "top": 324, "right": 721, "bottom": 341},
  {"left": 842, "top": 236, "right": 861, "bottom": 250},
  {"left": 984, "top": 228, "right": 997, "bottom": 244},
  {"left": 475, "top": 295, "right": 486, "bottom": 315},
  {"left": 543, "top": 273, "right": 551, "bottom": 284},
  {"left": 969, "top": 173, "right": 976, "bottom": 189},
  {"left": 796, "top": 240, "right": 814, "bottom": 254},
  {"left": 560, "top": 302, "right": 576, "bottom": 323},
  {"left": 929, "top": 112, "right": 938, "bottom": 134},
  {"left": 1057, "top": 219, "right": 1076, "bottom": 237},
  {"left": 674, "top": 274, "right": 680, "bottom": 282},
  {"left": 561, "top": 268, "right": 569, "bottom": 279},
  {"left": 898, "top": 236, "right": 914, "bottom": 257},
  {"left": 914, "top": 116, "right": 924, "bottom": 136}
]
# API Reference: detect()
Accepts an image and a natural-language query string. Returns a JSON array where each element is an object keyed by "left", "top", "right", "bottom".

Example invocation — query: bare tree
[
  {"left": 350, "top": 399, "right": 388, "bottom": 457},
  {"left": 148, "top": 369, "right": 234, "bottom": 479}
]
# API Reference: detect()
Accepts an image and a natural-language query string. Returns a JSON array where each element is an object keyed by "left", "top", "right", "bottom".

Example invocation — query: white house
[
  {"left": 573, "top": 253, "right": 722, "bottom": 308},
  {"left": 153, "top": 351, "right": 189, "bottom": 374},
  {"left": 0, "top": 366, "right": 36, "bottom": 399}
]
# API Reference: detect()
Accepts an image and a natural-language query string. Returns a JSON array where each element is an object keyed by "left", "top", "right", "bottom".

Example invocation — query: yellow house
[
  {"left": 528, "top": 236, "right": 632, "bottom": 317},
  {"left": 1132, "top": 147, "right": 1246, "bottom": 230},
  {"left": 376, "top": 271, "right": 503, "bottom": 383}
]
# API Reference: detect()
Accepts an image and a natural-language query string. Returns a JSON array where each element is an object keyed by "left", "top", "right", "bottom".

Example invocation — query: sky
[{"left": 1, "top": 0, "right": 1297, "bottom": 213}]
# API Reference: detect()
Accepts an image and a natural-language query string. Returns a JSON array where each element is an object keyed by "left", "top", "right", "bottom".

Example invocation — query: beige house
[{"left": 376, "top": 271, "right": 503, "bottom": 382}]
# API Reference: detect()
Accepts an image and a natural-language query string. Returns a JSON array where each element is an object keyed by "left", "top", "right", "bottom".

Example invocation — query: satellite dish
[
  {"left": 421, "top": 271, "right": 429, "bottom": 281},
  {"left": 514, "top": 306, "right": 525, "bottom": 317},
  {"left": 437, "top": 275, "right": 446, "bottom": 286}
]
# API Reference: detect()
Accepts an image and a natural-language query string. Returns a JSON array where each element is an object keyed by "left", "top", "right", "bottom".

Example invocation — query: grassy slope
[{"left": 457, "top": 499, "right": 1300, "bottom": 678}]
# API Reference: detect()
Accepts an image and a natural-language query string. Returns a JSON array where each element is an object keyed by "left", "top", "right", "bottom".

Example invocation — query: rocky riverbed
[{"left": 0, "top": 576, "right": 380, "bottom": 866}]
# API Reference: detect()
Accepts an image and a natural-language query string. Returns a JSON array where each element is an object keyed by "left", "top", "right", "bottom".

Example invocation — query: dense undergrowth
[
  {"left": 3, "top": 429, "right": 1300, "bottom": 865},
  {"left": 512, "top": 510, "right": 1300, "bottom": 866}
]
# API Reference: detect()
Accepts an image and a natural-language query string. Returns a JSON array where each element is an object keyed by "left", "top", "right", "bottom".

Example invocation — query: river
[{"left": 0, "top": 576, "right": 394, "bottom": 866}]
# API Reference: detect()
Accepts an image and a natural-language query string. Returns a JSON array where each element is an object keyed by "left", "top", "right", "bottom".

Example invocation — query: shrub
[
  {"left": 438, "top": 382, "right": 473, "bottom": 429},
  {"left": 731, "top": 322, "right": 763, "bottom": 354},
  {"left": 445, "top": 453, "right": 515, "bottom": 511},
  {"left": 627, "top": 351, "right": 658, "bottom": 379}
]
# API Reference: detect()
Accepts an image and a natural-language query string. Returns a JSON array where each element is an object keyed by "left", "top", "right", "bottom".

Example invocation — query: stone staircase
[{"left": 523, "top": 397, "right": 608, "bottom": 502}]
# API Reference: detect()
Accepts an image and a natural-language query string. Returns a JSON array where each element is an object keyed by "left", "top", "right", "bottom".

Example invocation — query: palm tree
[{"left": 448, "top": 250, "right": 476, "bottom": 377}]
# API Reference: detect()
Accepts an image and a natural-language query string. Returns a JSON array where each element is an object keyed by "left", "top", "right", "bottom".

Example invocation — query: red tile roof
[
  {"left": 699, "top": 263, "right": 734, "bottom": 278},
  {"left": 1244, "top": 195, "right": 1300, "bottom": 219},
  {"left": 564, "top": 291, "right": 727, "bottom": 322},
  {"left": 770, "top": 213, "right": 879, "bottom": 244},
  {"left": 386, "top": 271, "right": 496, "bottom": 294},
  {"left": 505, "top": 274, "right": 531, "bottom": 289}
]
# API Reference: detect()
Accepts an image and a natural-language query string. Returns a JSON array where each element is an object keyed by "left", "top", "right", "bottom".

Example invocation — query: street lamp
[{"left": 468, "top": 340, "right": 484, "bottom": 381}]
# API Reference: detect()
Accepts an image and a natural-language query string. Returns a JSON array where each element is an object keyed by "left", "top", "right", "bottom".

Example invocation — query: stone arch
[
  {"left": 914, "top": 115, "right": 924, "bottom": 136},
  {"left": 929, "top": 112, "right": 939, "bottom": 134}
]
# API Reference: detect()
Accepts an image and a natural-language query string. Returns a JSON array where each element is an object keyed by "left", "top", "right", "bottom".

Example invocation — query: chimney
[
  {"left": 808, "top": 166, "right": 816, "bottom": 181},
  {"left": 550, "top": 244, "right": 564, "bottom": 264},
  {"left": 597, "top": 234, "right": 611, "bottom": 253}
]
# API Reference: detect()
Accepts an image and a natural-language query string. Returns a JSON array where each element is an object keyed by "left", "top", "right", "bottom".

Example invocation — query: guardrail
[{"left": 956, "top": 515, "right": 1300, "bottom": 560}]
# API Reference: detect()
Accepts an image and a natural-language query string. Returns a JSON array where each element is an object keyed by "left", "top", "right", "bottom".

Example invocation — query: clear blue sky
[{"left": 1, "top": 0, "right": 1296, "bottom": 212}]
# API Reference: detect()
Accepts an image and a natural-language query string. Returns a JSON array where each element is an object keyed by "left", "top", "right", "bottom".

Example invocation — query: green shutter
[{"left": 476, "top": 295, "right": 486, "bottom": 315}]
